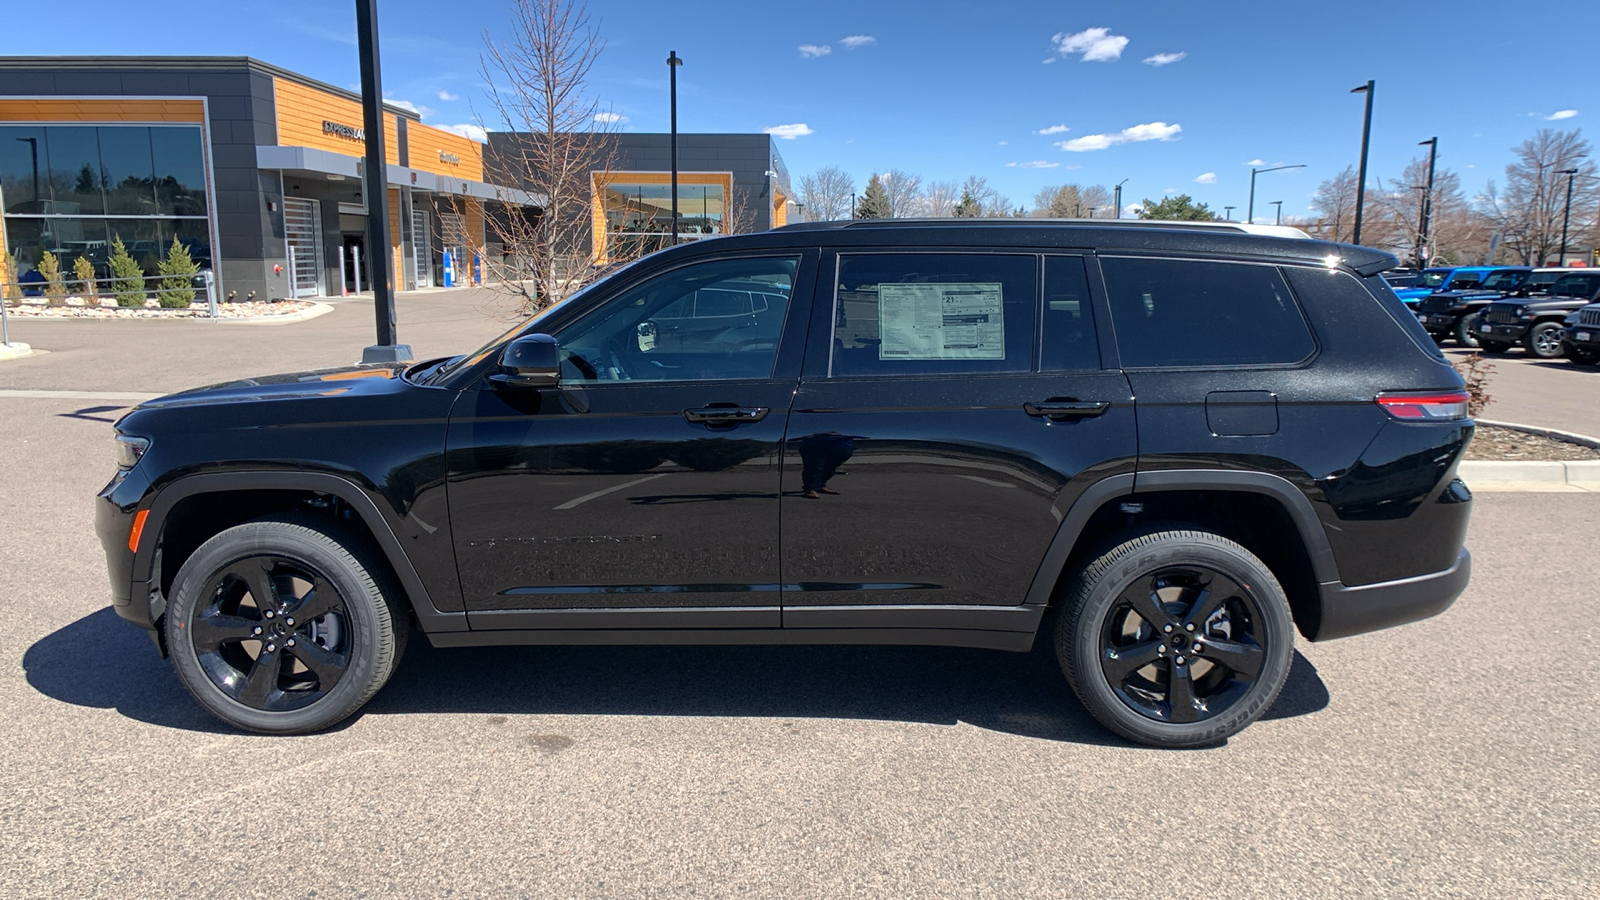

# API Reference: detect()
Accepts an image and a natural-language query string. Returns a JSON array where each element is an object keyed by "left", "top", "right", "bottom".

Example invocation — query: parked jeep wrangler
[
  {"left": 1413, "top": 266, "right": 1532, "bottom": 346},
  {"left": 1563, "top": 301, "right": 1600, "bottom": 365},
  {"left": 98, "top": 220, "right": 1474, "bottom": 748},
  {"left": 1478, "top": 271, "right": 1600, "bottom": 357}
]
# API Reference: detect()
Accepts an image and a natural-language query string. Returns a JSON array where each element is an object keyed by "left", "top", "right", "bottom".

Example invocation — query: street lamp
[
  {"left": 1351, "top": 80, "right": 1375, "bottom": 245},
  {"left": 1248, "top": 164, "right": 1304, "bottom": 224},
  {"left": 667, "top": 51, "right": 683, "bottom": 245},
  {"left": 1269, "top": 200, "right": 1283, "bottom": 225},
  {"left": 356, "top": 0, "right": 410, "bottom": 364},
  {"left": 1114, "top": 178, "right": 1128, "bottom": 219},
  {"left": 1557, "top": 167, "right": 1581, "bottom": 265},
  {"left": 14, "top": 137, "right": 39, "bottom": 208},
  {"left": 1417, "top": 137, "right": 1438, "bottom": 268},
  {"left": 850, "top": 192, "right": 856, "bottom": 218},
  {"left": 1223, "top": 205, "right": 1235, "bottom": 221}
]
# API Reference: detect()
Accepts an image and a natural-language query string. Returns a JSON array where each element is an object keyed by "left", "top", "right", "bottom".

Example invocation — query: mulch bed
[
  {"left": 3, "top": 297, "right": 317, "bottom": 320},
  {"left": 1466, "top": 425, "right": 1600, "bottom": 461}
]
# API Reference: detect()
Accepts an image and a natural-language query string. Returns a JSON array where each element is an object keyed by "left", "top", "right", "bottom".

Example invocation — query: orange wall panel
[
  {"left": 407, "top": 123, "right": 484, "bottom": 180},
  {"left": 0, "top": 98, "right": 204, "bottom": 123},
  {"left": 274, "top": 77, "right": 399, "bottom": 164}
]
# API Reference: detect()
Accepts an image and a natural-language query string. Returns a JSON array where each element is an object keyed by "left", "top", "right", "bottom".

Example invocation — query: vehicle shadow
[
  {"left": 1527, "top": 360, "right": 1597, "bottom": 373},
  {"left": 26, "top": 608, "right": 1330, "bottom": 745}
]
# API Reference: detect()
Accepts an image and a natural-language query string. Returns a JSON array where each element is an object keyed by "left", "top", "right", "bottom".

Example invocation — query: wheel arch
[{"left": 137, "top": 472, "right": 465, "bottom": 635}]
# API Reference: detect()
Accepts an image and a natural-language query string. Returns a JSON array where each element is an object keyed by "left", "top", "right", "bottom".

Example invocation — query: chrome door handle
[
  {"left": 684, "top": 406, "right": 770, "bottom": 424},
  {"left": 1024, "top": 400, "right": 1110, "bottom": 420}
]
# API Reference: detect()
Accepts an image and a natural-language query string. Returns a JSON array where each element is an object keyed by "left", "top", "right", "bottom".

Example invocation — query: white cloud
[
  {"left": 1049, "top": 27, "right": 1129, "bottom": 63},
  {"left": 799, "top": 44, "right": 831, "bottom": 58},
  {"left": 997, "top": 140, "right": 1009, "bottom": 146},
  {"left": 1245, "top": 158, "right": 1266, "bottom": 166},
  {"left": 1195, "top": 172, "right": 1217, "bottom": 184},
  {"left": 437, "top": 90, "right": 460, "bottom": 101},
  {"left": 1164, "top": 188, "right": 1176, "bottom": 194},
  {"left": 594, "top": 111, "right": 629, "bottom": 124},
  {"left": 839, "top": 35, "right": 876, "bottom": 49},
  {"left": 1058, "top": 121, "right": 1181, "bottom": 152},
  {"left": 1143, "top": 52, "right": 1187, "bottom": 66},
  {"left": 1548, "top": 109, "right": 1579, "bottom": 120},
  {"left": 1035, "top": 124, "right": 1071, "bottom": 135},
  {"left": 1007, "top": 160, "right": 1061, "bottom": 169},
  {"left": 385, "top": 97, "right": 434, "bottom": 118},
  {"left": 438, "top": 123, "right": 487, "bottom": 142},
  {"left": 764, "top": 123, "right": 814, "bottom": 139}
]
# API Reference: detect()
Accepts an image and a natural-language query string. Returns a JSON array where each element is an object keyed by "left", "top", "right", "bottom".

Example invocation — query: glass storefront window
[
  {"left": 47, "top": 126, "right": 105, "bottom": 215},
  {"left": 0, "top": 126, "right": 48, "bottom": 213},
  {"left": 4, "top": 217, "right": 210, "bottom": 278},
  {"left": 601, "top": 180, "right": 724, "bottom": 260},
  {"left": 150, "top": 126, "right": 208, "bottom": 216},
  {"left": 98, "top": 126, "right": 158, "bottom": 215}
]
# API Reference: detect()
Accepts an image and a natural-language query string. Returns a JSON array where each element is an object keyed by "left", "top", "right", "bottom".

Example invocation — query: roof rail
[{"left": 777, "top": 218, "right": 1311, "bottom": 238}]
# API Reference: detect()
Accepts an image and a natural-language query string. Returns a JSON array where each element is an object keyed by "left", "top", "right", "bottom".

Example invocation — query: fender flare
[{"left": 135, "top": 471, "right": 466, "bottom": 633}]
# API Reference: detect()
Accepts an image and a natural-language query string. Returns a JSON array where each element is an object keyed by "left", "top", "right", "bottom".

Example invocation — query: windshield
[
  {"left": 1479, "top": 270, "right": 1527, "bottom": 290},
  {"left": 1525, "top": 272, "right": 1562, "bottom": 292},
  {"left": 431, "top": 257, "right": 654, "bottom": 382},
  {"left": 1418, "top": 269, "right": 1453, "bottom": 288}
]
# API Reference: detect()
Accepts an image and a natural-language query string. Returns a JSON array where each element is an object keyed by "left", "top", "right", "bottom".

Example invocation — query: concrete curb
[
  {"left": 222, "top": 302, "right": 335, "bottom": 326},
  {"left": 1459, "top": 460, "right": 1600, "bottom": 492},
  {"left": 0, "top": 341, "right": 32, "bottom": 361}
]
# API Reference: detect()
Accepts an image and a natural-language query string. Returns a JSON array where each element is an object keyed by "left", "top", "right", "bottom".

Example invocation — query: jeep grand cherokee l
[{"left": 97, "top": 220, "right": 1473, "bottom": 748}]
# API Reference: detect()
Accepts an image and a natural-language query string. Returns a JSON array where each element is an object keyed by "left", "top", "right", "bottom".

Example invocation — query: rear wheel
[
  {"left": 1526, "top": 322, "right": 1565, "bottom": 359},
  {"left": 1452, "top": 314, "right": 1481, "bottom": 348},
  {"left": 1056, "top": 529, "right": 1294, "bottom": 748},
  {"left": 164, "top": 516, "right": 407, "bottom": 734}
]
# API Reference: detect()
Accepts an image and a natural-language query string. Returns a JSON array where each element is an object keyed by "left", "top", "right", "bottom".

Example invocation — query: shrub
[
  {"left": 156, "top": 238, "right": 198, "bottom": 309},
  {"left": 108, "top": 237, "right": 146, "bottom": 307},
  {"left": 39, "top": 251, "right": 68, "bottom": 305},
  {"left": 1, "top": 251, "right": 18, "bottom": 301},
  {"left": 1453, "top": 353, "right": 1495, "bottom": 418},
  {"left": 72, "top": 255, "right": 99, "bottom": 307}
]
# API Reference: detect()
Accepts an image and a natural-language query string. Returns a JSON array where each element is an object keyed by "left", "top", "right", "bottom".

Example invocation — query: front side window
[
  {"left": 1101, "top": 257, "right": 1315, "bottom": 368},
  {"left": 1418, "top": 269, "right": 1452, "bottom": 288},
  {"left": 1550, "top": 275, "right": 1600, "bottom": 298},
  {"left": 551, "top": 256, "right": 796, "bottom": 383},
  {"left": 831, "top": 254, "right": 1035, "bottom": 377},
  {"left": 1479, "top": 270, "right": 1527, "bottom": 291}
]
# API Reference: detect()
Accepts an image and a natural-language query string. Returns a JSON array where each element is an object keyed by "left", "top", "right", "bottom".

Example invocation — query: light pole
[
  {"left": 850, "top": 192, "right": 856, "bottom": 218},
  {"left": 1248, "top": 164, "right": 1304, "bottom": 223},
  {"left": 1223, "top": 205, "right": 1235, "bottom": 221},
  {"left": 1114, "top": 178, "right": 1128, "bottom": 219},
  {"left": 1557, "top": 167, "right": 1580, "bottom": 265},
  {"left": 1350, "top": 80, "right": 1375, "bottom": 244},
  {"left": 667, "top": 51, "right": 682, "bottom": 245},
  {"left": 1416, "top": 137, "right": 1438, "bottom": 268},
  {"left": 356, "top": 0, "right": 410, "bottom": 364},
  {"left": 1269, "top": 200, "right": 1283, "bottom": 225}
]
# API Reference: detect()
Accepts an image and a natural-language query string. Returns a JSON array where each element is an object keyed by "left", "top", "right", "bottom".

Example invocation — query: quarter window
[
  {"left": 1041, "top": 256, "right": 1101, "bottom": 370},
  {"left": 831, "top": 254, "right": 1035, "bottom": 377},
  {"left": 1101, "top": 257, "right": 1314, "bottom": 368}
]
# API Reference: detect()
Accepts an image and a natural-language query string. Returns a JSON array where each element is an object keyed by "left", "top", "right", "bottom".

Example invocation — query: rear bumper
[{"left": 1310, "top": 548, "right": 1470, "bottom": 641}]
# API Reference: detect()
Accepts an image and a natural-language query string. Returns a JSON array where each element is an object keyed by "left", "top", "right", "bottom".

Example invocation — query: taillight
[{"left": 1376, "top": 390, "right": 1471, "bottom": 421}]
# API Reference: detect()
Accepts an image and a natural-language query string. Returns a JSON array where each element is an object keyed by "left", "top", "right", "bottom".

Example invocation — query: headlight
[
  {"left": 1565, "top": 313, "right": 1580, "bottom": 325},
  {"left": 115, "top": 434, "right": 150, "bottom": 469}
]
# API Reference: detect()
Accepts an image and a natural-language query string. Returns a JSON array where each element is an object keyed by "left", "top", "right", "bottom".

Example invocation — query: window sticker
[{"left": 877, "top": 283, "right": 1005, "bottom": 360}]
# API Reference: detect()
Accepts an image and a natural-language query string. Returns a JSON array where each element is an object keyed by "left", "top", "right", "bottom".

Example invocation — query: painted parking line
[
  {"left": 553, "top": 473, "right": 669, "bottom": 510},
  {"left": 0, "top": 389, "right": 163, "bottom": 401}
]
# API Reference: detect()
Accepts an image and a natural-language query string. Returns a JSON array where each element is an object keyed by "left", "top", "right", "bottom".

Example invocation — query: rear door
[{"left": 779, "top": 250, "right": 1137, "bottom": 621}]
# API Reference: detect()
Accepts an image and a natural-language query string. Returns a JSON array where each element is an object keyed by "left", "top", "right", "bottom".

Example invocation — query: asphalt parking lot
[{"left": 1, "top": 293, "right": 1597, "bottom": 898}]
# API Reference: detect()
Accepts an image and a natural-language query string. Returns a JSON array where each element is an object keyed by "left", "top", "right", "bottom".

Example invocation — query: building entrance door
[
  {"left": 410, "top": 208, "right": 433, "bottom": 288},
  {"left": 283, "top": 197, "right": 323, "bottom": 298}
]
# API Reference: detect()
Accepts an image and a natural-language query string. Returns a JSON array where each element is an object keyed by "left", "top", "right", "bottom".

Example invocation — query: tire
[
  {"left": 164, "top": 515, "right": 408, "bottom": 734},
  {"left": 1526, "top": 322, "right": 1566, "bottom": 359},
  {"left": 1477, "top": 340, "right": 1511, "bottom": 354},
  {"left": 1568, "top": 349, "right": 1600, "bottom": 366},
  {"left": 1452, "top": 314, "right": 1481, "bottom": 348},
  {"left": 1055, "top": 529, "right": 1294, "bottom": 748}
]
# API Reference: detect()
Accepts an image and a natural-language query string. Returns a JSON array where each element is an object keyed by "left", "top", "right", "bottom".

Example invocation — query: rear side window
[
  {"left": 831, "top": 254, "right": 1035, "bottom": 377},
  {"left": 1100, "top": 257, "right": 1315, "bottom": 368}
]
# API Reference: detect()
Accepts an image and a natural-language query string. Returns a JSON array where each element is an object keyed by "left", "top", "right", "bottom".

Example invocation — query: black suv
[
  {"left": 1478, "top": 271, "right": 1600, "bottom": 357},
  {"left": 1413, "top": 266, "right": 1532, "bottom": 346},
  {"left": 1563, "top": 301, "right": 1600, "bottom": 365},
  {"left": 96, "top": 221, "right": 1474, "bottom": 748}
]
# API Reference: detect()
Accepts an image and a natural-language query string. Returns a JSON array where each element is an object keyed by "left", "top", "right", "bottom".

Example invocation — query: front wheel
[
  {"left": 1452, "top": 315, "right": 1481, "bottom": 348},
  {"left": 1526, "top": 322, "right": 1566, "bottom": 359},
  {"left": 1568, "top": 348, "right": 1600, "bottom": 366},
  {"left": 1056, "top": 529, "right": 1294, "bottom": 748},
  {"left": 164, "top": 516, "right": 408, "bottom": 734}
]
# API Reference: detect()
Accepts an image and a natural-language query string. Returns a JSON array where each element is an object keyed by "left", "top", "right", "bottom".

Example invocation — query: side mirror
[{"left": 492, "top": 333, "right": 560, "bottom": 388}]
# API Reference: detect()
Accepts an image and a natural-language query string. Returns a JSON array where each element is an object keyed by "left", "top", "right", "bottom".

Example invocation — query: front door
[
  {"left": 781, "top": 251, "right": 1137, "bottom": 615},
  {"left": 447, "top": 252, "right": 816, "bottom": 629}
]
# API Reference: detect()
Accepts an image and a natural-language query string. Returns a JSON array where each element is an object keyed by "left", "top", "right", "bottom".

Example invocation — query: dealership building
[{"left": 0, "top": 56, "right": 793, "bottom": 302}]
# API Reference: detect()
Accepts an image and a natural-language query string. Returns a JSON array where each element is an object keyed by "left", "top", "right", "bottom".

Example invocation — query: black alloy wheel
[
  {"left": 1057, "top": 530, "right": 1293, "bottom": 748},
  {"left": 1527, "top": 322, "right": 1566, "bottom": 359},
  {"left": 1453, "top": 314, "right": 1481, "bottom": 348},
  {"left": 166, "top": 517, "right": 406, "bottom": 734}
]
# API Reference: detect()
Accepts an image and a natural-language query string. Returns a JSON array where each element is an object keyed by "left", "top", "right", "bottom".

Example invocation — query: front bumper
[
  {"left": 1416, "top": 311, "right": 1463, "bottom": 334},
  {"left": 1566, "top": 325, "right": 1598, "bottom": 347},
  {"left": 1478, "top": 322, "right": 1530, "bottom": 343},
  {"left": 1311, "top": 548, "right": 1471, "bottom": 641}
]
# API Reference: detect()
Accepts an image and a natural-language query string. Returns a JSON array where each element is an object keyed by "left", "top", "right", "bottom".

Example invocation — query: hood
[{"left": 136, "top": 363, "right": 411, "bottom": 411}]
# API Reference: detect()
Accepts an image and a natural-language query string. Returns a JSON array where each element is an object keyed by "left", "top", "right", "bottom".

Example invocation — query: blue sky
[{"left": 2, "top": 0, "right": 1589, "bottom": 218}]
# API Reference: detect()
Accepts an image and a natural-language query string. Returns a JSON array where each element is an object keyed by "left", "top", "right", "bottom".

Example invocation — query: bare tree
[
  {"left": 919, "top": 180, "right": 960, "bottom": 217},
  {"left": 1033, "top": 184, "right": 1087, "bottom": 217},
  {"left": 1307, "top": 166, "right": 1360, "bottom": 243},
  {"left": 796, "top": 165, "right": 855, "bottom": 221},
  {"left": 478, "top": 0, "right": 617, "bottom": 311},
  {"left": 1372, "top": 158, "right": 1487, "bottom": 265},
  {"left": 1479, "top": 128, "right": 1597, "bottom": 265},
  {"left": 1078, "top": 185, "right": 1113, "bottom": 217},
  {"left": 879, "top": 169, "right": 924, "bottom": 218}
]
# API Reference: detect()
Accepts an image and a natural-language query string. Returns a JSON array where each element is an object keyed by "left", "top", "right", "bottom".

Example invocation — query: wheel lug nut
[
  {"left": 252, "top": 626, "right": 262, "bottom": 635},
  {"left": 1163, "top": 624, "right": 1174, "bottom": 633},
  {"left": 286, "top": 638, "right": 296, "bottom": 647},
  {"left": 1158, "top": 645, "right": 1167, "bottom": 654},
  {"left": 1193, "top": 643, "right": 1203, "bottom": 653},
  {"left": 1175, "top": 656, "right": 1186, "bottom": 665},
  {"left": 264, "top": 610, "right": 274, "bottom": 619},
  {"left": 1185, "top": 623, "right": 1195, "bottom": 632},
  {"left": 266, "top": 643, "right": 276, "bottom": 652}
]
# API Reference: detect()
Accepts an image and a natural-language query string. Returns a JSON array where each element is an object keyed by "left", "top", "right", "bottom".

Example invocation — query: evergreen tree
[
  {"left": 38, "top": 250, "right": 68, "bottom": 305},
  {"left": 952, "top": 190, "right": 979, "bottom": 217},
  {"left": 1136, "top": 194, "right": 1218, "bottom": 221},
  {"left": 856, "top": 174, "right": 891, "bottom": 219},
  {"left": 72, "top": 255, "right": 99, "bottom": 307},
  {"left": 109, "top": 236, "right": 146, "bottom": 308},
  {"left": 157, "top": 237, "right": 198, "bottom": 308}
]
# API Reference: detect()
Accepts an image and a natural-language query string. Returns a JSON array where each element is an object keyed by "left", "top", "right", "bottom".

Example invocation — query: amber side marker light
[
  {"left": 1375, "top": 390, "right": 1471, "bottom": 421},
  {"left": 128, "top": 509, "right": 150, "bottom": 552}
]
